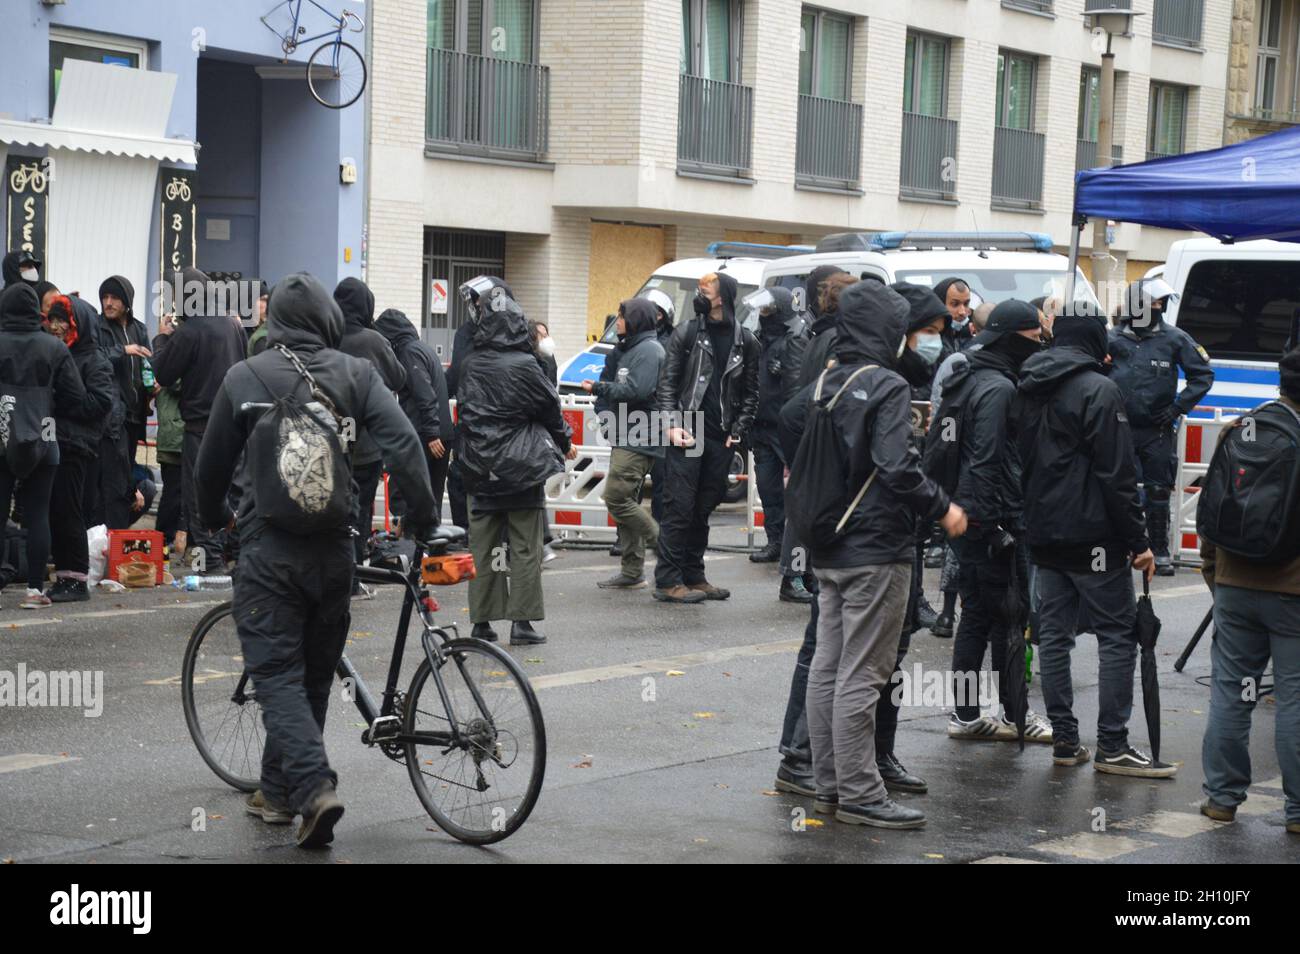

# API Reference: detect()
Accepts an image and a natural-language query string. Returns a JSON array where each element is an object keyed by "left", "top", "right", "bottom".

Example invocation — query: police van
[
  {"left": 761, "top": 230, "right": 1101, "bottom": 314},
  {"left": 556, "top": 241, "right": 811, "bottom": 395},
  {"left": 1144, "top": 238, "right": 1300, "bottom": 418}
]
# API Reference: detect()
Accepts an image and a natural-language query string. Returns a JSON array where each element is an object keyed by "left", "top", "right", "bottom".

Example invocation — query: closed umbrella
[{"left": 1136, "top": 575, "right": 1163, "bottom": 762}]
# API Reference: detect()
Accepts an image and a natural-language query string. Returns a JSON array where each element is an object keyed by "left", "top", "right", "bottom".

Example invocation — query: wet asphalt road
[{"left": 1, "top": 513, "right": 1296, "bottom": 865}]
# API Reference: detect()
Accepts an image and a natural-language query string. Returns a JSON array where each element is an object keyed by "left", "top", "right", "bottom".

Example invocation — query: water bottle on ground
[{"left": 176, "top": 575, "right": 233, "bottom": 591}]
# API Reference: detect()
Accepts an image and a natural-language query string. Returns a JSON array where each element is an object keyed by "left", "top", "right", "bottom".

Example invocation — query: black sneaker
[
  {"left": 470, "top": 622, "right": 499, "bottom": 642},
  {"left": 608, "top": 542, "right": 623, "bottom": 557},
  {"left": 749, "top": 541, "right": 781, "bottom": 564},
  {"left": 597, "top": 573, "right": 646, "bottom": 589},
  {"left": 48, "top": 579, "right": 90, "bottom": 603},
  {"left": 509, "top": 620, "right": 547, "bottom": 645},
  {"left": 915, "top": 596, "right": 939, "bottom": 630},
  {"left": 779, "top": 576, "right": 814, "bottom": 604},
  {"left": 1094, "top": 745, "right": 1177, "bottom": 778},
  {"left": 1053, "top": 741, "right": 1091, "bottom": 766},
  {"left": 812, "top": 792, "right": 839, "bottom": 814},
  {"left": 836, "top": 798, "right": 926, "bottom": 829},
  {"left": 877, "top": 753, "right": 928, "bottom": 794},
  {"left": 296, "top": 784, "right": 344, "bottom": 848},
  {"left": 930, "top": 613, "right": 954, "bottom": 638},
  {"left": 774, "top": 762, "right": 816, "bottom": 797},
  {"left": 1155, "top": 555, "right": 1176, "bottom": 577}
]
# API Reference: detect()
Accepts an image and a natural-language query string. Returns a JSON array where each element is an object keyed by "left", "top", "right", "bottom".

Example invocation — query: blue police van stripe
[
  {"left": 559, "top": 348, "right": 610, "bottom": 385},
  {"left": 1178, "top": 365, "right": 1280, "bottom": 386}
]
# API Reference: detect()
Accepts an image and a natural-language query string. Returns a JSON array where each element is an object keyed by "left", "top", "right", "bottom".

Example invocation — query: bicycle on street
[{"left": 181, "top": 526, "right": 546, "bottom": 845}]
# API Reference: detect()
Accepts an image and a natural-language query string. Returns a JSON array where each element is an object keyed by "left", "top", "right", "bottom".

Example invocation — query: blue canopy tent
[{"left": 1067, "top": 123, "right": 1300, "bottom": 295}]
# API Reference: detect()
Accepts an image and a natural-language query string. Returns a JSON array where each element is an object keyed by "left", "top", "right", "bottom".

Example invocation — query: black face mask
[
  {"left": 1002, "top": 333, "right": 1044, "bottom": 367},
  {"left": 693, "top": 292, "right": 712, "bottom": 318},
  {"left": 897, "top": 345, "right": 934, "bottom": 387}
]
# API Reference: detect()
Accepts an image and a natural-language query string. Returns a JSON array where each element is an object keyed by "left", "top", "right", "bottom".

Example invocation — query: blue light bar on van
[
  {"left": 815, "top": 232, "right": 1056, "bottom": 253},
  {"left": 706, "top": 241, "right": 816, "bottom": 260}
]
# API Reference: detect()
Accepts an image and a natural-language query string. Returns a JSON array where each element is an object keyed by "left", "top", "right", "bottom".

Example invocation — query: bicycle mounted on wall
[{"left": 260, "top": 0, "right": 367, "bottom": 108}]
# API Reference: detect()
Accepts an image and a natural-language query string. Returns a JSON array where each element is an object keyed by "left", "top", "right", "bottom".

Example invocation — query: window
[
  {"left": 995, "top": 51, "right": 1036, "bottom": 129},
  {"left": 1147, "top": 82, "right": 1187, "bottom": 157},
  {"left": 1177, "top": 259, "right": 1300, "bottom": 362},
  {"left": 1255, "top": 0, "right": 1283, "bottom": 112},
  {"left": 1078, "top": 66, "right": 1100, "bottom": 139},
  {"left": 904, "top": 32, "right": 949, "bottom": 117},
  {"left": 48, "top": 28, "right": 147, "bottom": 112},
  {"left": 799, "top": 8, "right": 852, "bottom": 101},
  {"left": 425, "top": 0, "right": 537, "bottom": 62},
  {"left": 681, "top": 0, "right": 742, "bottom": 81}
]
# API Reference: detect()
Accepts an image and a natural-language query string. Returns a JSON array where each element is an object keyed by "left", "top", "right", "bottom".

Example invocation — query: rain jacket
[
  {"left": 153, "top": 268, "right": 250, "bottom": 428},
  {"left": 456, "top": 289, "right": 572, "bottom": 500},
  {"left": 944, "top": 344, "right": 1025, "bottom": 536},
  {"left": 375, "top": 308, "right": 453, "bottom": 445},
  {"left": 755, "top": 287, "right": 807, "bottom": 440},
  {"left": 334, "top": 277, "right": 406, "bottom": 466},
  {"left": 95, "top": 274, "right": 152, "bottom": 431},
  {"left": 55, "top": 296, "right": 115, "bottom": 456},
  {"left": 1107, "top": 317, "right": 1215, "bottom": 427},
  {"left": 592, "top": 298, "right": 666, "bottom": 458}
]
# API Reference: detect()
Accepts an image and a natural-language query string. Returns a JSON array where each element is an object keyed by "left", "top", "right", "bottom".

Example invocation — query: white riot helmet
[{"left": 641, "top": 288, "right": 675, "bottom": 326}]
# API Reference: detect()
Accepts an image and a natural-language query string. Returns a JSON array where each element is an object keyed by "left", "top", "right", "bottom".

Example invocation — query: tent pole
[{"left": 1066, "top": 214, "right": 1083, "bottom": 309}]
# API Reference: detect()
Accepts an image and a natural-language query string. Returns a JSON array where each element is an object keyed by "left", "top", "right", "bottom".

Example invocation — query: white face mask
[
  {"left": 20, "top": 267, "right": 39, "bottom": 282},
  {"left": 537, "top": 336, "right": 556, "bottom": 358}
]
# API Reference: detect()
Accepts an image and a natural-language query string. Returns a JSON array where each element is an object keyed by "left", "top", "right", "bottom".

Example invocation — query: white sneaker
[
  {"left": 542, "top": 545, "right": 558, "bottom": 564},
  {"left": 948, "top": 714, "right": 1013, "bottom": 741},
  {"left": 21, "top": 588, "right": 52, "bottom": 609},
  {"left": 350, "top": 582, "right": 375, "bottom": 601},
  {"left": 1004, "top": 711, "right": 1054, "bottom": 744}
]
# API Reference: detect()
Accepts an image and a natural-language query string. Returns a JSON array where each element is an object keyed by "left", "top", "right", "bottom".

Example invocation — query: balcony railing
[
  {"left": 796, "top": 94, "right": 863, "bottom": 189},
  {"left": 899, "top": 112, "right": 958, "bottom": 201},
  {"left": 677, "top": 74, "right": 754, "bottom": 177},
  {"left": 1003, "top": 0, "right": 1053, "bottom": 13},
  {"left": 426, "top": 48, "right": 550, "bottom": 161},
  {"left": 1153, "top": 0, "right": 1203, "bottom": 48},
  {"left": 1075, "top": 139, "right": 1125, "bottom": 173},
  {"left": 1146, "top": 149, "right": 1178, "bottom": 162},
  {"left": 1247, "top": 106, "right": 1300, "bottom": 125},
  {"left": 992, "top": 125, "right": 1045, "bottom": 209}
]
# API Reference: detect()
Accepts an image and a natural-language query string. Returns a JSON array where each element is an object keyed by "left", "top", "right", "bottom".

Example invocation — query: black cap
[
  {"left": 972, "top": 299, "right": 1041, "bottom": 348},
  {"left": 17, "top": 249, "right": 40, "bottom": 268}
]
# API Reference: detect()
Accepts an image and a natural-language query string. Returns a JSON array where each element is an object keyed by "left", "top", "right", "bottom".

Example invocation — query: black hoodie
[
  {"left": 1015, "top": 344, "right": 1149, "bottom": 570},
  {"left": 2, "top": 251, "right": 36, "bottom": 288},
  {"left": 375, "top": 308, "right": 452, "bottom": 444},
  {"left": 95, "top": 274, "right": 152, "bottom": 431},
  {"left": 333, "top": 277, "right": 405, "bottom": 466},
  {"left": 794, "top": 280, "right": 949, "bottom": 567},
  {"left": 755, "top": 286, "right": 808, "bottom": 437},
  {"left": 153, "top": 267, "right": 250, "bottom": 428},
  {"left": 196, "top": 272, "right": 435, "bottom": 538},
  {"left": 796, "top": 265, "right": 850, "bottom": 389},
  {"left": 592, "top": 298, "right": 667, "bottom": 457},
  {"left": 56, "top": 296, "right": 116, "bottom": 455}
]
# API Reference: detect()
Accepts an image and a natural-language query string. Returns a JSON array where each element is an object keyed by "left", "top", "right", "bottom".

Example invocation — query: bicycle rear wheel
[
  {"left": 181, "top": 602, "right": 264, "bottom": 792},
  {"left": 307, "top": 39, "right": 366, "bottom": 109},
  {"left": 404, "top": 637, "right": 545, "bottom": 844}
]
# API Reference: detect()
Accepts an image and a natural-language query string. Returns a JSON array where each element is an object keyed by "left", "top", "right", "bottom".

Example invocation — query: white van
[
  {"left": 762, "top": 231, "right": 1101, "bottom": 313},
  {"left": 1149, "top": 238, "right": 1300, "bottom": 418}
]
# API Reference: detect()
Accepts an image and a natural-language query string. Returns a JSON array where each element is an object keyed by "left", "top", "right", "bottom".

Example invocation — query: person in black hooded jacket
[
  {"left": 0, "top": 283, "right": 97, "bottom": 608},
  {"left": 798, "top": 279, "right": 966, "bottom": 829},
  {"left": 458, "top": 282, "right": 574, "bottom": 645},
  {"left": 2, "top": 250, "right": 41, "bottom": 289},
  {"left": 46, "top": 294, "right": 115, "bottom": 602},
  {"left": 375, "top": 308, "right": 453, "bottom": 523},
  {"left": 652, "top": 270, "right": 759, "bottom": 603},
  {"left": 153, "top": 267, "right": 250, "bottom": 573},
  {"left": 333, "top": 277, "right": 406, "bottom": 585},
  {"left": 795, "top": 265, "right": 850, "bottom": 390},
  {"left": 195, "top": 272, "right": 435, "bottom": 848},
  {"left": 94, "top": 274, "right": 152, "bottom": 530},
  {"left": 1014, "top": 311, "right": 1165, "bottom": 775}
]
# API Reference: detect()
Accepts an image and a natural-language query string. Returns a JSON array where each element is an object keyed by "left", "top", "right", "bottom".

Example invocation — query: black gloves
[{"left": 1151, "top": 406, "right": 1179, "bottom": 428}]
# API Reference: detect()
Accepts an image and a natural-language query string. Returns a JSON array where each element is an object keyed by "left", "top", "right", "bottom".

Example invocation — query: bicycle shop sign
[
  {"left": 5, "top": 155, "right": 50, "bottom": 265},
  {"left": 159, "top": 171, "right": 196, "bottom": 275}
]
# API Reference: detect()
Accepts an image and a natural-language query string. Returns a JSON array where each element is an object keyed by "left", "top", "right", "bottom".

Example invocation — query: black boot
[
  {"left": 749, "top": 540, "right": 781, "bottom": 564},
  {"left": 779, "top": 575, "right": 814, "bottom": 604},
  {"left": 915, "top": 594, "right": 939, "bottom": 630},
  {"left": 510, "top": 620, "right": 547, "bottom": 645},
  {"left": 877, "top": 753, "right": 928, "bottom": 794},
  {"left": 471, "top": 622, "right": 499, "bottom": 642}
]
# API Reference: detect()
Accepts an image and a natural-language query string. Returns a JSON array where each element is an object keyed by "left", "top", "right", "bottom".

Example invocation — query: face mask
[
  {"left": 20, "top": 268, "right": 38, "bottom": 282},
  {"left": 898, "top": 346, "right": 933, "bottom": 387},
  {"left": 693, "top": 292, "right": 712, "bottom": 318},
  {"left": 537, "top": 336, "right": 556, "bottom": 358},
  {"left": 913, "top": 334, "right": 943, "bottom": 366},
  {"left": 951, "top": 316, "right": 969, "bottom": 331},
  {"left": 1004, "top": 333, "right": 1043, "bottom": 366}
]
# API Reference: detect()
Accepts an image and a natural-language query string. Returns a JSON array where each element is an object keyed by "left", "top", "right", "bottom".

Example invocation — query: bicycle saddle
[{"left": 423, "top": 525, "right": 467, "bottom": 554}]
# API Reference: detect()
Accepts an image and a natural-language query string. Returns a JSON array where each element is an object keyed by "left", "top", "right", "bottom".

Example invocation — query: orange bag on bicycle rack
[{"left": 420, "top": 553, "right": 476, "bottom": 586}]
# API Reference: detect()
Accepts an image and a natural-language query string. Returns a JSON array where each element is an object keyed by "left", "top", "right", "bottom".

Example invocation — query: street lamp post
[{"left": 1084, "top": 1, "right": 1142, "bottom": 315}]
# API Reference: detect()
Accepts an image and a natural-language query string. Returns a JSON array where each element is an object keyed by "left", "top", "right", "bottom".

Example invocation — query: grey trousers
[
  {"left": 1202, "top": 583, "right": 1300, "bottom": 824},
  {"left": 806, "top": 562, "right": 910, "bottom": 805},
  {"left": 467, "top": 503, "right": 546, "bottom": 624}
]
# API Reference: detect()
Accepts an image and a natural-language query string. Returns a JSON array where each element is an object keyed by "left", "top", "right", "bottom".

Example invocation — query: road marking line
[
  {"left": 1031, "top": 832, "right": 1157, "bottom": 861},
  {"left": 1254, "top": 775, "right": 1284, "bottom": 790},
  {"left": 1150, "top": 583, "right": 1211, "bottom": 600},
  {"left": 1112, "top": 810, "right": 1221, "bottom": 838},
  {"left": 0, "top": 753, "right": 80, "bottom": 774},
  {"left": 971, "top": 855, "right": 1047, "bottom": 864},
  {"left": 0, "top": 599, "right": 227, "bottom": 631},
  {"left": 530, "top": 638, "right": 802, "bottom": 690},
  {"left": 0, "top": 618, "right": 63, "bottom": 629}
]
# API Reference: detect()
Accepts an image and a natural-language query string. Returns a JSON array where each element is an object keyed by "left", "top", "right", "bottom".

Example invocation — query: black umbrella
[
  {"left": 1136, "top": 574, "right": 1163, "bottom": 762},
  {"left": 993, "top": 532, "right": 1028, "bottom": 751}
]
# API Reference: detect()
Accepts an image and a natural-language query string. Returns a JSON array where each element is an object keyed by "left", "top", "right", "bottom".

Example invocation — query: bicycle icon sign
[
  {"left": 165, "top": 178, "right": 192, "bottom": 202},
  {"left": 9, "top": 161, "right": 49, "bottom": 195}
]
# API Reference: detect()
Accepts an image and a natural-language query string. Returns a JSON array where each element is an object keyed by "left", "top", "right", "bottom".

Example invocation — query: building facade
[
  {"left": 0, "top": 0, "right": 366, "bottom": 331},
  {"left": 366, "top": 0, "right": 1233, "bottom": 358},
  {"left": 1224, "top": 0, "right": 1300, "bottom": 144}
]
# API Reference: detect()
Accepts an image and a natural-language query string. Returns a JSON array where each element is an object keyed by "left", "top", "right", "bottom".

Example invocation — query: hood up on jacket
[
  {"left": 804, "top": 265, "right": 847, "bottom": 321},
  {"left": 758, "top": 286, "right": 797, "bottom": 341},
  {"left": 0, "top": 282, "right": 42, "bottom": 332},
  {"left": 375, "top": 308, "right": 420, "bottom": 348},
  {"left": 472, "top": 284, "right": 531, "bottom": 352},
  {"left": 68, "top": 295, "right": 102, "bottom": 357},
  {"left": 266, "top": 272, "right": 344, "bottom": 354},
  {"left": 1018, "top": 347, "right": 1104, "bottom": 398},
  {"left": 333, "top": 276, "right": 375, "bottom": 331},
  {"left": 98, "top": 274, "right": 135, "bottom": 317},
  {"left": 833, "top": 280, "right": 910, "bottom": 368},
  {"left": 618, "top": 297, "right": 659, "bottom": 343},
  {"left": 891, "top": 282, "right": 950, "bottom": 335}
]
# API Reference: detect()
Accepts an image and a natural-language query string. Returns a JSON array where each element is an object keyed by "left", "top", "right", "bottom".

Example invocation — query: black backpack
[
  {"left": 0, "top": 382, "right": 53, "bottom": 479},
  {"left": 1197, "top": 400, "right": 1300, "bottom": 563},
  {"left": 785, "top": 365, "right": 879, "bottom": 551},
  {"left": 923, "top": 369, "right": 974, "bottom": 496},
  {"left": 245, "top": 344, "right": 355, "bottom": 535}
]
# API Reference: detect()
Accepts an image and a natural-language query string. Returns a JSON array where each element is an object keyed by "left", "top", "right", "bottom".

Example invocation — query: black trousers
[
  {"left": 232, "top": 527, "right": 354, "bottom": 811},
  {"left": 89, "top": 430, "right": 134, "bottom": 530},
  {"left": 0, "top": 461, "right": 56, "bottom": 590},
  {"left": 387, "top": 449, "right": 450, "bottom": 527},
  {"left": 182, "top": 426, "right": 223, "bottom": 571},
  {"left": 353, "top": 460, "right": 383, "bottom": 564},
  {"left": 1133, "top": 424, "right": 1176, "bottom": 556},
  {"left": 50, "top": 449, "right": 91, "bottom": 577},
  {"left": 949, "top": 536, "right": 1021, "bottom": 722},
  {"left": 654, "top": 438, "right": 732, "bottom": 590},
  {"left": 156, "top": 460, "right": 183, "bottom": 545},
  {"left": 448, "top": 455, "right": 469, "bottom": 531}
]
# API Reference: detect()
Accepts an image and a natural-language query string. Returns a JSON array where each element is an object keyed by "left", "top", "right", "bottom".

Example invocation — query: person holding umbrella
[{"left": 1014, "top": 309, "right": 1172, "bottom": 776}]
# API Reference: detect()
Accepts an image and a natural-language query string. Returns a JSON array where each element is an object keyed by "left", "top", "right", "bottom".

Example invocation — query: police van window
[
  {"left": 893, "top": 268, "right": 1099, "bottom": 309},
  {"left": 608, "top": 276, "right": 758, "bottom": 343},
  {"left": 1177, "top": 260, "right": 1300, "bottom": 362}
]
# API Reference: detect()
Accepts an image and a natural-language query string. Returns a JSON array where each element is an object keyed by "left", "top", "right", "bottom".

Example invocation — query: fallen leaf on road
[
  {"left": 572, "top": 755, "right": 593, "bottom": 768},
  {"left": 666, "top": 670, "right": 685, "bottom": 676},
  {"left": 803, "top": 818, "right": 824, "bottom": 828},
  {"left": 722, "top": 672, "right": 732, "bottom": 677},
  {"left": 525, "top": 657, "right": 543, "bottom": 664},
  {"left": 693, "top": 837, "right": 708, "bottom": 843},
  {"left": 208, "top": 814, "right": 224, "bottom": 820},
  {"left": 693, "top": 712, "right": 714, "bottom": 719},
  {"left": 924, "top": 853, "right": 944, "bottom": 859},
  {"left": 761, "top": 790, "right": 780, "bottom": 796},
  {"left": 715, "top": 783, "right": 729, "bottom": 789},
  {"left": 486, "top": 670, "right": 507, "bottom": 677}
]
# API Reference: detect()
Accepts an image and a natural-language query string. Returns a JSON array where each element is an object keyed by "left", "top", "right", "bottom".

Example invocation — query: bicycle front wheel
[
  {"left": 307, "top": 39, "right": 366, "bottom": 109},
  {"left": 181, "top": 602, "right": 264, "bottom": 792},
  {"left": 404, "top": 637, "right": 546, "bottom": 844}
]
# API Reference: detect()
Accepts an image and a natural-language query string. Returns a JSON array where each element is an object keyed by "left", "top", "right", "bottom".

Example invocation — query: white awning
[{"left": 0, "top": 59, "right": 196, "bottom": 164}]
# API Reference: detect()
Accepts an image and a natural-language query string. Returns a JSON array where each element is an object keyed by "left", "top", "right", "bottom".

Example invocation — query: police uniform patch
[{"left": 1195, "top": 345, "right": 1209, "bottom": 362}]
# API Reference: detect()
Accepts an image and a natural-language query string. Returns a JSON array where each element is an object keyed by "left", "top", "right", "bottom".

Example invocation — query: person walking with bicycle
[{"left": 194, "top": 272, "right": 435, "bottom": 849}]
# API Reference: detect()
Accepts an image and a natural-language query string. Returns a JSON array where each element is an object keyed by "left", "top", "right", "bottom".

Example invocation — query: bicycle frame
[{"left": 263, "top": 0, "right": 360, "bottom": 50}]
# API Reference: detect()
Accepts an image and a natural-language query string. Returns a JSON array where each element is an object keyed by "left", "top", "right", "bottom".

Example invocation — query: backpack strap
[
  {"left": 273, "top": 343, "right": 347, "bottom": 432},
  {"left": 818, "top": 363, "right": 881, "bottom": 534}
]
